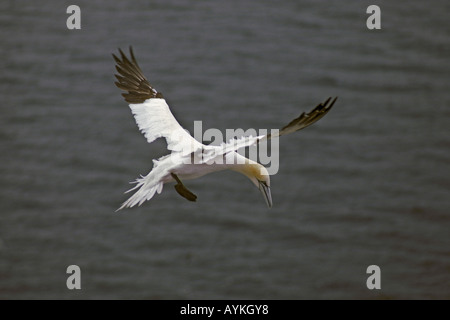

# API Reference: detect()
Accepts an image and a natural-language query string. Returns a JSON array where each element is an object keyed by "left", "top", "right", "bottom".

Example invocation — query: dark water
[{"left": 0, "top": 0, "right": 449, "bottom": 299}]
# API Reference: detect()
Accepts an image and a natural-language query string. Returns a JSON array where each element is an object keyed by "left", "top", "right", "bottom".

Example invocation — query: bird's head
[{"left": 234, "top": 162, "right": 272, "bottom": 208}]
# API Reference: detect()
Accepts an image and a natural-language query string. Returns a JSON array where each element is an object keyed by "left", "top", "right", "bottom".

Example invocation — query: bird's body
[
  {"left": 113, "top": 47, "right": 336, "bottom": 210},
  {"left": 119, "top": 147, "right": 266, "bottom": 209}
]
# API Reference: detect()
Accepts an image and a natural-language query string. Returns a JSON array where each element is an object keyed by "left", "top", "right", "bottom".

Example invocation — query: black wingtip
[
  {"left": 113, "top": 46, "right": 163, "bottom": 103},
  {"left": 323, "top": 96, "right": 332, "bottom": 106},
  {"left": 327, "top": 96, "right": 338, "bottom": 110},
  {"left": 118, "top": 48, "right": 126, "bottom": 59}
]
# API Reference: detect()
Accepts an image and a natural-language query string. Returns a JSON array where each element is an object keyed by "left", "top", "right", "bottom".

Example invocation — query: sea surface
[{"left": 0, "top": 0, "right": 449, "bottom": 299}]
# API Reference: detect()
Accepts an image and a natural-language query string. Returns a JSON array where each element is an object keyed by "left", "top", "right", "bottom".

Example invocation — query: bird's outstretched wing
[
  {"left": 113, "top": 47, "right": 203, "bottom": 154},
  {"left": 264, "top": 96, "right": 337, "bottom": 141},
  {"left": 204, "top": 97, "right": 337, "bottom": 160}
]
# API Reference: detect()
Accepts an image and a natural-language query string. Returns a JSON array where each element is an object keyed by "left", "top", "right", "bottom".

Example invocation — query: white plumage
[
  {"left": 113, "top": 47, "right": 336, "bottom": 210},
  {"left": 129, "top": 99, "right": 204, "bottom": 154}
]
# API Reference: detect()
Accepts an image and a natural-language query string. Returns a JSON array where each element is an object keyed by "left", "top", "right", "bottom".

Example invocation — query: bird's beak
[{"left": 259, "top": 181, "right": 272, "bottom": 208}]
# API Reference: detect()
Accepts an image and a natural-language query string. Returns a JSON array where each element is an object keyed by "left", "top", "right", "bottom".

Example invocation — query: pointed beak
[{"left": 259, "top": 181, "right": 272, "bottom": 208}]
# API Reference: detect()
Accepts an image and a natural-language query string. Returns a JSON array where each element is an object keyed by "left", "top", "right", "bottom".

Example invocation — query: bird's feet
[{"left": 171, "top": 173, "right": 197, "bottom": 202}]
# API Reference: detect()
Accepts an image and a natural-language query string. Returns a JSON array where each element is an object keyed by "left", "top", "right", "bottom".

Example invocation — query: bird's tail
[{"left": 116, "top": 173, "right": 164, "bottom": 211}]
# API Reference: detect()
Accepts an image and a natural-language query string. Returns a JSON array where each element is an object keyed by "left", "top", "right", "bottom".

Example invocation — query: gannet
[{"left": 113, "top": 47, "right": 337, "bottom": 210}]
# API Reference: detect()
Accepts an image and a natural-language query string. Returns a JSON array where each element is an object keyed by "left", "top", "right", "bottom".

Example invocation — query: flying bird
[{"left": 113, "top": 47, "right": 336, "bottom": 210}]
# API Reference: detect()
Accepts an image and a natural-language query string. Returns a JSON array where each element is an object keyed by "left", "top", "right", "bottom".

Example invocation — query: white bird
[{"left": 113, "top": 47, "right": 336, "bottom": 210}]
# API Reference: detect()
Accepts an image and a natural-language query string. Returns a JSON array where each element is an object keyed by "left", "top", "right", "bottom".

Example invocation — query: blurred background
[{"left": 0, "top": 0, "right": 449, "bottom": 299}]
